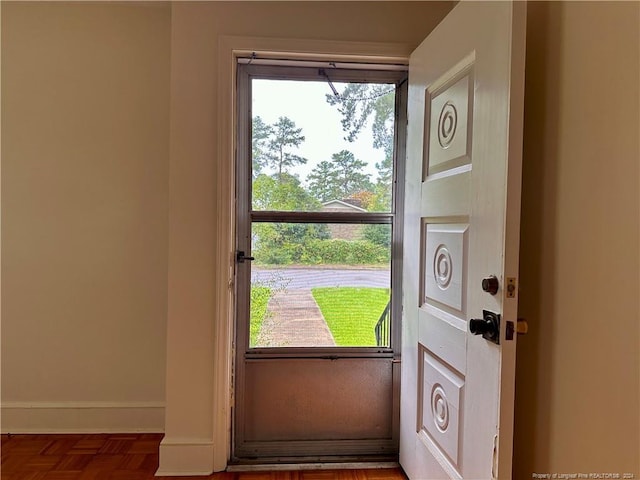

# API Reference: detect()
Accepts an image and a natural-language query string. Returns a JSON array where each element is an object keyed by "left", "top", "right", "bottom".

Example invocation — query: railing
[{"left": 374, "top": 301, "right": 391, "bottom": 347}]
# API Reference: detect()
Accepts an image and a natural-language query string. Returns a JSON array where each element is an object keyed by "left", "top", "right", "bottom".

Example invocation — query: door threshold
[{"left": 227, "top": 462, "right": 400, "bottom": 472}]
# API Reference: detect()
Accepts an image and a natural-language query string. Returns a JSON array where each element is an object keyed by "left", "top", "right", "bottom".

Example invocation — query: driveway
[{"left": 251, "top": 267, "right": 390, "bottom": 289}]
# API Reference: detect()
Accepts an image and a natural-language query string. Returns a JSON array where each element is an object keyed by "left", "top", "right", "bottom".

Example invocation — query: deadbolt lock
[
  {"left": 505, "top": 318, "right": 529, "bottom": 340},
  {"left": 517, "top": 318, "right": 529, "bottom": 335}
]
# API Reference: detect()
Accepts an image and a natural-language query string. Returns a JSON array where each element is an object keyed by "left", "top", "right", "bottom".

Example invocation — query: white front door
[{"left": 400, "top": 2, "right": 526, "bottom": 479}]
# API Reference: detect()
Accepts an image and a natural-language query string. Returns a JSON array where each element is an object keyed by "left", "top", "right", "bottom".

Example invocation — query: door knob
[
  {"left": 481, "top": 275, "right": 499, "bottom": 295},
  {"left": 469, "top": 310, "right": 500, "bottom": 345}
]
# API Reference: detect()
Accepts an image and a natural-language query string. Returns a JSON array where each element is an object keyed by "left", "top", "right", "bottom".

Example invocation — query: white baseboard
[
  {"left": 156, "top": 437, "right": 215, "bottom": 476},
  {"left": 0, "top": 401, "right": 165, "bottom": 433}
]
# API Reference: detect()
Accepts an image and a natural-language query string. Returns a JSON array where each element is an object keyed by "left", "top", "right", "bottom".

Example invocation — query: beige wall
[
  {"left": 514, "top": 1, "right": 639, "bottom": 477},
  {"left": 1, "top": 2, "right": 171, "bottom": 431}
]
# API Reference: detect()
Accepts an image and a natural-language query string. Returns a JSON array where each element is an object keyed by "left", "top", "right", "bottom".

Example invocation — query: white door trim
[{"left": 211, "top": 35, "right": 413, "bottom": 472}]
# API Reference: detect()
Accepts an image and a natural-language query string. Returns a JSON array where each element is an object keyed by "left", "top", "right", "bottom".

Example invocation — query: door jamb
[{"left": 213, "top": 35, "right": 412, "bottom": 472}]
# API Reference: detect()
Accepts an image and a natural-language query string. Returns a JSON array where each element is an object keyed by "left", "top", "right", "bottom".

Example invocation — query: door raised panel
[
  {"left": 423, "top": 59, "right": 474, "bottom": 179},
  {"left": 418, "top": 346, "right": 464, "bottom": 472},
  {"left": 422, "top": 223, "right": 468, "bottom": 313}
]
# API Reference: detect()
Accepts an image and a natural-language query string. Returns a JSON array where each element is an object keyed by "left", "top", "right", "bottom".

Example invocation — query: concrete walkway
[{"left": 257, "top": 289, "right": 336, "bottom": 347}]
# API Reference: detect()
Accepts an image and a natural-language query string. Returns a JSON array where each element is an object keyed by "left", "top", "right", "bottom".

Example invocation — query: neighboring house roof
[
  {"left": 341, "top": 198, "right": 364, "bottom": 208},
  {"left": 321, "top": 199, "right": 368, "bottom": 212}
]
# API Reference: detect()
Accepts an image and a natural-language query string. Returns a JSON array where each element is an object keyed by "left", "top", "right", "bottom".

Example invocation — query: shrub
[
  {"left": 300, "top": 239, "right": 389, "bottom": 265},
  {"left": 253, "top": 223, "right": 330, "bottom": 265},
  {"left": 362, "top": 224, "right": 391, "bottom": 248}
]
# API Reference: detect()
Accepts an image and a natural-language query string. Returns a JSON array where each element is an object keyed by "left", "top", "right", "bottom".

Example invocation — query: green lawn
[
  {"left": 250, "top": 286, "right": 272, "bottom": 347},
  {"left": 311, "top": 287, "right": 390, "bottom": 346}
]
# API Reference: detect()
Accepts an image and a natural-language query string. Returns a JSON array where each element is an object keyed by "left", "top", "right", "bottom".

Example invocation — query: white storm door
[{"left": 400, "top": 2, "right": 526, "bottom": 480}]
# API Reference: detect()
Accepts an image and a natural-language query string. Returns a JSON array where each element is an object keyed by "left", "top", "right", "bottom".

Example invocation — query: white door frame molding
[
  {"left": 215, "top": 35, "right": 412, "bottom": 471},
  {"left": 160, "top": 34, "right": 413, "bottom": 475}
]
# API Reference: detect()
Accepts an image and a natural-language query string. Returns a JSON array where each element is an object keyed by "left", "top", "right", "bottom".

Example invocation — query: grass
[
  {"left": 250, "top": 286, "right": 272, "bottom": 347},
  {"left": 311, "top": 287, "right": 390, "bottom": 346}
]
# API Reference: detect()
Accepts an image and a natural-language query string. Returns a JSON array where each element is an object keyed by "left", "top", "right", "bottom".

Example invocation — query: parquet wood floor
[{"left": 1, "top": 434, "right": 408, "bottom": 480}]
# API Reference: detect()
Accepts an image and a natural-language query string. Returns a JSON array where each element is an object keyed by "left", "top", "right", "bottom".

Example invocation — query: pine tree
[
  {"left": 264, "top": 117, "right": 308, "bottom": 180},
  {"left": 251, "top": 116, "right": 273, "bottom": 176},
  {"left": 330, "top": 150, "right": 372, "bottom": 198},
  {"left": 307, "top": 161, "right": 340, "bottom": 202},
  {"left": 307, "top": 150, "right": 372, "bottom": 203}
]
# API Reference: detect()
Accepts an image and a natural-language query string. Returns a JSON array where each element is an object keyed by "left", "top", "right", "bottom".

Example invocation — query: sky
[{"left": 252, "top": 79, "right": 389, "bottom": 185}]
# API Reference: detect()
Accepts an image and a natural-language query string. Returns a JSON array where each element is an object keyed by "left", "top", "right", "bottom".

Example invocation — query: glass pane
[
  {"left": 251, "top": 79, "right": 395, "bottom": 213},
  {"left": 249, "top": 222, "right": 391, "bottom": 348}
]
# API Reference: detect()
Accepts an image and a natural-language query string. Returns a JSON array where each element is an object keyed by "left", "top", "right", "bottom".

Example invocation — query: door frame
[{"left": 213, "top": 35, "right": 414, "bottom": 471}]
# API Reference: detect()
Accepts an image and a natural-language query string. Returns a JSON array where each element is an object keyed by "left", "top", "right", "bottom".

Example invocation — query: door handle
[
  {"left": 469, "top": 310, "right": 500, "bottom": 345},
  {"left": 236, "top": 251, "right": 255, "bottom": 263}
]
